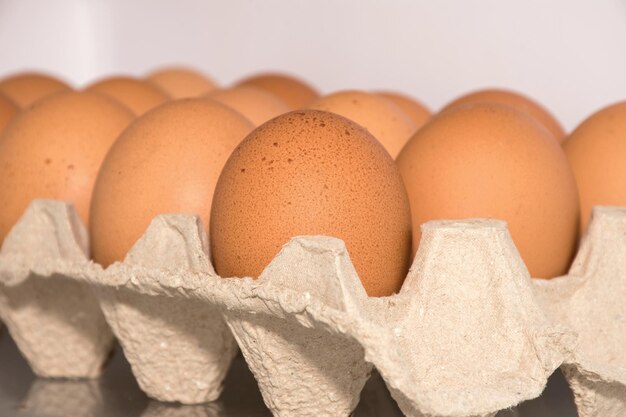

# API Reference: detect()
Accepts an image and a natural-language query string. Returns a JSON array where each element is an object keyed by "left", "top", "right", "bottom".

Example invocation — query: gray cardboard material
[
  {"left": 1, "top": 199, "right": 624, "bottom": 417},
  {"left": 534, "top": 206, "right": 626, "bottom": 417},
  {"left": 0, "top": 200, "right": 113, "bottom": 378},
  {"left": 98, "top": 214, "right": 571, "bottom": 417},
  {"left": 91, "top": 215, "right": 238, "bottom": 404}
]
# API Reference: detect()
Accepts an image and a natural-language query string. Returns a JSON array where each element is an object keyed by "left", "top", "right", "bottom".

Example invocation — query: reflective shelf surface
[{"left": 0, "top": 331, "right": 579, "bottom": 417}]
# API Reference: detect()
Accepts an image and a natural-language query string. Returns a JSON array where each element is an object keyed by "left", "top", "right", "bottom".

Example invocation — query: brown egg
[
  {"left": 0, "top": 72, "right": 71, "bottom": 108},
  {"left": 396, "top": 104, "right": 579, "bottom": 279},
  {"left": 0, "top": 93, "right": 18, "bottom": 134},
  {"left": 89, "top": 98, "right": 254, "bottom": 267},
  {"left": 0, "top": 91, "right": 134, "bottom": 244},
  {"left": 207, "top": 85, "right": 290, "bottom": 126},
  {"left": 86, "top": 76, "right": 169, "bottom": 115},
  {"left": 210, "top": 110, "right": 412, "bottom": 296},
  {"left": 308, "top": 90, "right": 417, "bottom": 158},
  {"left": 236, "top": 72, "right": 319, "bottom": 109},
  {"left": 442, "top": 88, "right": 565, "bottom": 141},
  {"left": 147, "top": 66, "right": 217, "bottom": 98},
  {"left": 563, "top": 101, "right": 626, "bottom": 233},
  {"left": 377, "top": 91, "right": 431, "bottom": 128}
]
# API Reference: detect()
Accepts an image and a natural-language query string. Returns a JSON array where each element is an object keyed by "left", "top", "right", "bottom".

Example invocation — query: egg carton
[
  {"left": 0, "top": 200, "right": 113, "bottom": 378},
  {"left": 0, "top": 199, "right": 623, "bottom": 417},
  {"left": 88, "top": 216, "right": 238, "bottom": 404},
  {"left": 533, "top": 206, "right": 626, "bottom": 417}
]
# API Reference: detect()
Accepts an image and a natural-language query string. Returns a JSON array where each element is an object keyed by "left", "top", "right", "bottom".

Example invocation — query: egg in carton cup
[{"left": 0, "top": 199, "right": 625, "bottom": 417}]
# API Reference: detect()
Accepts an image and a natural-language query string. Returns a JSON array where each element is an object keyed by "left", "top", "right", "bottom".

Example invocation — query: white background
[{"left": 0, "top": 0, "right": 624, "bottom": 131}]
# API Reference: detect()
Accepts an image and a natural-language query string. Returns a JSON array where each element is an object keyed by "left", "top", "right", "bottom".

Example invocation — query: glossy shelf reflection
[{"left": 0, "top": 329, "right": 578, "bottom": 416}]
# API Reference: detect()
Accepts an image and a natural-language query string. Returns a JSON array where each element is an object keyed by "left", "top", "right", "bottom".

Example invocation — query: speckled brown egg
[
  {"left": 0, "top": 72, "right": 71, "bottom": 108},
  {"left": 0, "top": 91, "right": 134, "bottom": 244},
  {"left": 147, "top": 66, "right": 217, "bottom": 98},
  {"left": 207, "top": 85, "right": 290, "bottom": 126},
  {"left": 563, "top": 101, "right": 626, "bottom": 233},
  {"left": 236, "top": 72, "right": 319, "bottom": 109},
  {"left": 0, "top": 93, "right": 18, "bottom": 134},
  {"left": 442, "top": 88, "right": 565, "bottom": 141},
  {"left": 396, "top": 103, "right": 579, "bottom": 279},
  {"left": 86, "top": 76, "right": 169, "bottom": 115},
  {"left": 308, "top": 90, "right": 417, "bottom": 158},
  {"left": 89, "top": 98, "right": 254, "bottom": 267},
  {"left": 377, "top": 91, "right": 432, "bottom": 128},
  {"left": 210, "top": 110, "right": 412, "bottom": 296}
]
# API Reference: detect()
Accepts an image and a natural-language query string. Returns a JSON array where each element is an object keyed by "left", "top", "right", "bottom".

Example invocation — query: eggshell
[
  {"left": 308, "top": 90, "right": 417, "bottom": 158},
  {"left": 442, "top": 88, "right": 565, "bottom": 141},
  {"left": 86, "top": 76, "right": 169, "bottom": 115},
  {"left": 89, "top": 98, "right": 254, "bottom": 267},
  {"left": 236, "top": 73, "right": 319, "bottom": 109},
  {"left": 377, "top": 91, "right": 431, "bottom": 128},
  {"left": 0, "top": 91, "right": 134, "bottom": 244},
  {"left": 210, "top": 109, "right": 412, "bottom": 296},
  {"left": 0, "top": 72, "right": 71, "bottom": 108},
  {"left": 396, "top": 103, "right": 579, "bottom": 278},
  {"left": 563, "top": 101, "right": 626, "bottom": 233},
  {"left": 147, "top": 66, "right": 217, "bottom": 98},
  {"left": 207, "top": 85, "right": 290, "bottom": 126},
  {"left": 0, "top": 93, "right": 18, "bottom": 133}
]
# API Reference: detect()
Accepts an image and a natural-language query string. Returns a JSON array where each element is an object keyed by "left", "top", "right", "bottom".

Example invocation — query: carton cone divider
[
  {"left": 351, "top": 219, "right": 574, "bottom": 417},
  {"left": 218, "top": 236, "right": 374, "bottom": 417},
  {"left": 0, "top": 200, "right": 113, "bottom": 378},
  {"left": 534, "top": 206, "right": 626, "bottom": 417},
  {"left": 92, "top": 214, "right": 238, "bottom": 404}
]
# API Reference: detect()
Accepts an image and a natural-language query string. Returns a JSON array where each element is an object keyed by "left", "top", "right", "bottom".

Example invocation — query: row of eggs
[{"left": 0, "top": 68, "right": 623, "bottom": 297}]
